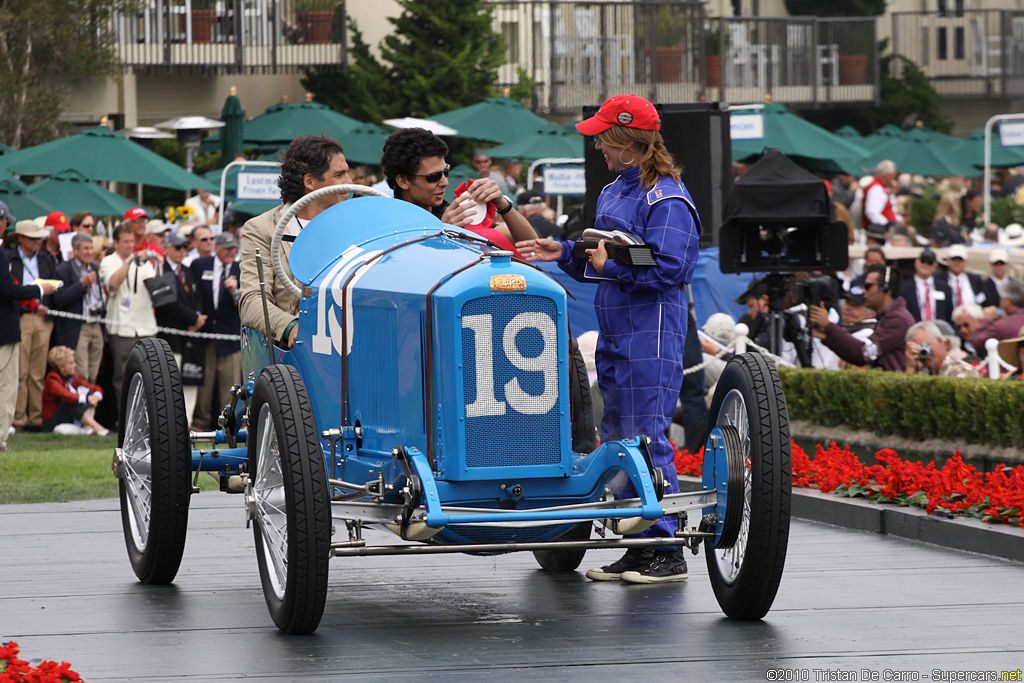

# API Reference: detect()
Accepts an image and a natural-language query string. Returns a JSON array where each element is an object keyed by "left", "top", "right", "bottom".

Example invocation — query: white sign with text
[
  {"left": 1000, "top": 122, "right": 1024, "bottom": 148},
  {"left": 542, "top": 166, "right": 586, "bottom": 196},
  {"left": 236, "top": 171, "right": 282, "bottom": 200},
  {"left": 731, "top": 113, "right": 766, "bottom": 141}
]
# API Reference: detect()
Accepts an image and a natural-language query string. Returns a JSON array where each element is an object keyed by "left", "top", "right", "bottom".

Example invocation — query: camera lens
[{"left": 918, "top": 342, "right": 932, "bottom": 360}]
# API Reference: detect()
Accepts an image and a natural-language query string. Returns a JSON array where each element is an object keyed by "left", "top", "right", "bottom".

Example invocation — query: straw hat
[{"left": 997, "top": 324, "right": 1024, "bottom": 370}]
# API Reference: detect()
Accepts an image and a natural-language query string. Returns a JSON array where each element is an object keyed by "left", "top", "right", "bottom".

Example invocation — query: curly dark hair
[
  {"left": 277, "top": 135, "right": 345, "bottom": 205},
  {"left": 380, "top": 128, "right": 449, "bottom": 199}
]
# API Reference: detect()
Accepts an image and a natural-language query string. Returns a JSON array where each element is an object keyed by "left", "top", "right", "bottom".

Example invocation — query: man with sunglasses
[
  {"left": 184, "top": 225, "right": 213, "bottom": 267},
  {"left": 380, "top": 128, "right": 535, "bottom": 251},
  {"left": 239, "top": 134, "right": 352, "bottom": 349},
  {"left": 809, "top": 264, "right": 915, "bottom": 371}
]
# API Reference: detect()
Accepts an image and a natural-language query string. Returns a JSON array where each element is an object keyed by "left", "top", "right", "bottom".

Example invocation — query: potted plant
[
  {"left": 191, "top": 0, "right": 216, "bottom": 44},
  {"left": 295, "top": 0, "right": 337, "bottom": 44},
  {"left": 704, "top": 25, "right": 721, "bottom": 88},
  {"left": 640, "top": 6, "right": 688, "bottom": 82}
]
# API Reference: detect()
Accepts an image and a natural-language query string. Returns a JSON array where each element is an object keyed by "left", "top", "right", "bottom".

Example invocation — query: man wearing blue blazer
[
  {"left": 0, "top": 212, "right": 57, "bottom": 451},
  {"left": 191, "top": 231, "right": 241, "bottom": 430}
]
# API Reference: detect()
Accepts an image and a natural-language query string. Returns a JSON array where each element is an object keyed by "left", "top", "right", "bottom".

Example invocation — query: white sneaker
[
  {"left": 8, "top": 427, "right": 13, "bottom": 435},
  {"left": 54, "top": 423, "right": 89, "bottom": 435}
]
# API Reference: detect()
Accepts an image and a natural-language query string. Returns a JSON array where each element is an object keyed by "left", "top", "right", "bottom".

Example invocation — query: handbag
[
  {"left": 144, "top": 271, "right": 178, "bottom": 308},
  {"left": 180, "top": 339, "right": 205, "bottom": 386}
]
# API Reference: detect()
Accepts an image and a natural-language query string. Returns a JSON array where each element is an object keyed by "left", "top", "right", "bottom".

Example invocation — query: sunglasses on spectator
[
  {"left": 411, "top": 165, "right": 451, "bottom": 184},
  {"left": 992, "top": 260, "right": 1006, "bottom": 266},
  {"left": 862, "top": 281, "right": 879, "bottom": 291},
  {"left": 956, "top": 321, "right": 971, "bottom": 329},
  {"left": 80, "top": 223, "right": 95, "bottom": 229},
  {"left": 197, "top": 237, "right": 213, "bottom": 242}
]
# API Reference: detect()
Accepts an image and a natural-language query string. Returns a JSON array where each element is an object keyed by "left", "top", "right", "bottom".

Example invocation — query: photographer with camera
[
  {"left": 100, "top": 224, "right": 157, "bottom": 410},
  {"left": 808, "top": 264, "right": 915, "bottom": 371},
  {"left": 52, "top": 234, "right": 105, "bottom": 384},
  {"left": 904, "top": 321, "right": 979, "bottom": 378}
]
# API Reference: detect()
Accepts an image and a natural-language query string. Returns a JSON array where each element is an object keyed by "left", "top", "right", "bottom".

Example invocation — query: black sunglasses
[{"left": 411, "top": 165, "right": 451, "bottom": 184}]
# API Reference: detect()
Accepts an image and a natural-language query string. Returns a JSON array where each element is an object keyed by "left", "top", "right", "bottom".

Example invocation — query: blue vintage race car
[{"left": 113, "top": 185, "right": 792, "bottom": 634}]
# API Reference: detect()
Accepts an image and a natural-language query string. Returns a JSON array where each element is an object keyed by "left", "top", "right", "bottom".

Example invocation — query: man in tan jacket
[{"left": 238, "top": 135, "right": 352, "bottom": 348}]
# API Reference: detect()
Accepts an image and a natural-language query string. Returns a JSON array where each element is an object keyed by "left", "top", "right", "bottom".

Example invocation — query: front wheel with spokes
[
  {"left": 249, "top": 364, "right": 330, "bottom": 634},
  {"left": 117, "top": 338, "right": 191, "bottom": 584},
  {"left": 703, "top": 353, "right": 792, "bottom": 620}
]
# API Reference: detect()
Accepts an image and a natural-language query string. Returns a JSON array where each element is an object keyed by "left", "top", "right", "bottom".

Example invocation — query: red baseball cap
[
  {"left": 576, "top": 94, "right": 661, "bottom": 136},
  {"left": 44, "top": 211, "right": 69, "bottom": 232},
  {"left": 123, "top": 207, "right": 149, "bottom": 222}
]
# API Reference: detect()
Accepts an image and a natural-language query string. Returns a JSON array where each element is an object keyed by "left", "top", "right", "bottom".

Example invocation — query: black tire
[
  {"left": 249, "top": 365, "right": 331, "bottom": 634},
  {"left": 703, "top": 353, "right": 791, "bottom": 620},
  {"left": 570, "top": 338, "right": 596, "bottom": 454},
  {"left": 117, "top": 337, "right": 191, "bottom": 584},
  {"left": 532, "top": 522, "right": 592, "bottom": 572}
]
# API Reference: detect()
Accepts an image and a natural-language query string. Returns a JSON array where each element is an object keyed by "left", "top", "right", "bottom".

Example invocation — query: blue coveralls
[{"left": 559, "top": 165, "right": 701, "bottom": 539}]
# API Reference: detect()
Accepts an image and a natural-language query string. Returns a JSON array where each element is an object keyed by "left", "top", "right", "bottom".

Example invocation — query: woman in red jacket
[{"left": 41, "top": 346, "right": 109, "bottom": 435}]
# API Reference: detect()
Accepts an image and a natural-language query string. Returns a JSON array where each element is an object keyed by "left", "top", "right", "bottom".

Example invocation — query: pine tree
[{"left": 303, "top": 0, "right": 507, "bottom": 123}]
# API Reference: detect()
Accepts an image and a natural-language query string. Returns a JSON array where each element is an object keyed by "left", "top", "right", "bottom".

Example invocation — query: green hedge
[{"left": 779, "top": 368, "right": 1024, "bottom": 448}]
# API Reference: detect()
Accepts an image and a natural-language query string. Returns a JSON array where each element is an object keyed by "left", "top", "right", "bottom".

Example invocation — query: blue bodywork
[{"left": 230, "top": 196, "right": 670, "bottom": 545}]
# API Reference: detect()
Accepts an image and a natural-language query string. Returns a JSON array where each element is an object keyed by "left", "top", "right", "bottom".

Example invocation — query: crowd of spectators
[{"left": 0, "top": 197, "right": 252, "bottom": 451}]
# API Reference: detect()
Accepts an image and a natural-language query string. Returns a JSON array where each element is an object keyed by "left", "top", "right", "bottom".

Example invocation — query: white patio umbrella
[{"left": 383, "top": 117, "right": 458, "bottom": 136}]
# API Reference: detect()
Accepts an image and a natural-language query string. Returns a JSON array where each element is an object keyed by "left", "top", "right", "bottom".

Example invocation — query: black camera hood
[{"left": 720, "top": 149, "right": 849, "bottom": 274}]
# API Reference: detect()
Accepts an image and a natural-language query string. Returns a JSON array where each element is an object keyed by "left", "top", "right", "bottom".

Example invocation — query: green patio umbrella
[
  {"left": 859, "top": 124, "right": 908, "bottom": 151},
  {"left": 834, "top": 125, "right": 863, "bottom": 140},
  {"left": 243, "top": 100, "right": 364, "bottom": 147},
  {"left": 0, "top": 126, "right": 216, "bottom": 192},
  {"left": 337, "top": 123, "right": 389, "bottom": 165},
  {"left": 27, "top": 169, "right": 136, "bottom": 217},
  {"left": 428, "top": 97, "right": 559, "bottom": 145},
  {"left": 485, "top": 127, "right": 585, "bottom": 162},
  {"left": 730, "top": 103, "right": 870, "bottom": 175},
  {"left": 860, "top": 128, "right": 979, "bottom": 177},
  {"left": 220, "top": 88, "right": 246, "bottom": 162},
  {"left": 953, "top": 128, "right": 1024, "bottom": 169},
  {"left": 0, "top": 174, "right": 56, "bottom": 220}
]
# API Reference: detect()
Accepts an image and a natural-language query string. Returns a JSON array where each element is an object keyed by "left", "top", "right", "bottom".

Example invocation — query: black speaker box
[{"left": 582, "top": 101, "right": 732, "bottom": 248}]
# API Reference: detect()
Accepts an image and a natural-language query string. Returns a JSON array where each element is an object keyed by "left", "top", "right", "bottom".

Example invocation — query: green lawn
[{"left": 0, "top": 433, "right": 217, "bottom": 504}]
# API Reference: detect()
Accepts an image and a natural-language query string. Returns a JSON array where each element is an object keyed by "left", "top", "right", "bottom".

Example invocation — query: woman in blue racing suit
[{"left": 517, "top": 94, "right": 701, "bottom": 584}]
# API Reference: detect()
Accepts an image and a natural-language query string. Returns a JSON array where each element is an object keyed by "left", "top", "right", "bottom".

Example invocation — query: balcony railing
[
  {"left": 891, "top": 9, "right": 1024, "bottom": 99},
  {"left": 112, "top": 0, "right": 346, "bottom": 75},
  {"left": 487, "top": 1, "right": 878, "bottom": 115}
]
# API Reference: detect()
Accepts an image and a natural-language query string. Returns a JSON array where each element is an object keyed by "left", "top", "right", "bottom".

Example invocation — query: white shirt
[
  {"left": 99, "top": 252, "right": 157, "bottom": 338},
  {"left": 914, "top": 276, "right": 938, "bottom": 320},
  {"left": 947, "top": 272, "right": 981, "bottom": 309},
  {"left": 185, "top": 193, "right": 221, "bottom": 226},
  {"left": 18, "top": 247, "right": 40, "bottom": 284},
  {"left": 863, "top": 182, "right": 900, "bottom": 226}
]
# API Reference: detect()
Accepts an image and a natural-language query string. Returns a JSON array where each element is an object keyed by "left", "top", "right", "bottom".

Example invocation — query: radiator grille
[{"left": 461, "top": 294, "right": 561, "bottom": 469}]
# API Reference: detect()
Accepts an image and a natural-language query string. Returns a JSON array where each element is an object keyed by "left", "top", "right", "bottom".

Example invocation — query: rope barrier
[{"left": 43, "top": 308, "right": 242, "bottom": 342}]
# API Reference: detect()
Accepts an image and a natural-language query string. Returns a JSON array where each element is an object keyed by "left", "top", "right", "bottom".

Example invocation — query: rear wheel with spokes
[{"left": 117, "top": 338, "right": 191, "bottom": 584}]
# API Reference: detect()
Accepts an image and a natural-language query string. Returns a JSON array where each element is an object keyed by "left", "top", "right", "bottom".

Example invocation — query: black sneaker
[
  {"left": 585, "top": 547, "right": 656, "bottom": 581},
  {"left": 620, "top": 548, "right": 689, "bottom": 584}
]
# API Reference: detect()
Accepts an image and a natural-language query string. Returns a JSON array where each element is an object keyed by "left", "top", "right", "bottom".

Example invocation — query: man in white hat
[
  {"left": 0, "top": 224, "right": 56, "bottom": 450},
  {"left": 984, "top": 248, "right": 1010, "bottom": 305},
  {"left": 1001, "top": 223, "right": 1024, "bottom": 249},
  {"left": 8, "top": 220, "right": 59, "bottom": 431},
  {"left": 144, "top": 219, "right": 171, "bottom": 273},
  {"left": 944, "top": 244, "right": 995, "bottom": 310}
]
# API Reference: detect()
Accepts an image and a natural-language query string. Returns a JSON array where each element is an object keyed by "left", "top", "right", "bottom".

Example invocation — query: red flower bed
[
  {"left": 0, "top": 641, "right": 81, "bottom": 683},
  {"left": 673, "top": 441, "right": 1024, "bottom": 527}
]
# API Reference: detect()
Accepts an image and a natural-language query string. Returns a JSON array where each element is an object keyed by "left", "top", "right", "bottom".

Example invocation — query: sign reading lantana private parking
[{"left": 236, "top": 171, "right": 281, "bottom": 200}]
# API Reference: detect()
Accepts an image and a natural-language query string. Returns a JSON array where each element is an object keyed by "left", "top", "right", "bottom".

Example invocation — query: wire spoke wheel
[
  {"left": 703, "top": 353, "right": 791, "bottom": 620},
  {"left": 250, "top": 365, "right": 330, "bottom": 634},
  {"left": 117, "top": 338, "right": 191, "bottom": 584}
]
